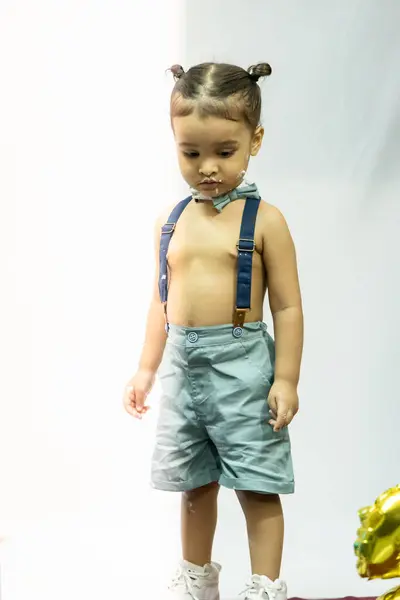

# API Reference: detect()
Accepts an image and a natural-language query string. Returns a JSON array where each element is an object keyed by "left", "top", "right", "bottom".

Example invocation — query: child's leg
[
  {"left": 181, "top": 481, "right": 220, "bottom": 566},
  {"left": 236, "top": 490, "right": 284, "bottom": 580}
]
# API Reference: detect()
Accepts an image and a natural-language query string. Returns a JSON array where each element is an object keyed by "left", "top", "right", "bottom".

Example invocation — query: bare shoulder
[
  {"left": 154, "top": 201, "right": 178, "bottom": 231},
  {"left": 258, "top": 199, "right": 289, "bottom": 228},
  {"left": 257, "top": 200, "right": 293, "bottom": 243}
]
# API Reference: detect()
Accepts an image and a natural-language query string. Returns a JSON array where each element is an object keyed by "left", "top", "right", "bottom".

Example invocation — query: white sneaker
[
  {"left": 168, "top": 560, "right": 221, "bottom": 600},
  {"left": 241, "top": 574, "right": 287, "bottom": 600}
]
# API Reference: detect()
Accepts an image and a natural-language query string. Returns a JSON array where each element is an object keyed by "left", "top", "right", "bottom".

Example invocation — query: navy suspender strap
[
  {"left": 159, "top": 194, "right": 260, "bottom": 334},
  {"left": 233, "top": 197, "right": 261, "bottom": 329},
  {"left": 159, "top": 196, "right": 192, "bottom": 331}
]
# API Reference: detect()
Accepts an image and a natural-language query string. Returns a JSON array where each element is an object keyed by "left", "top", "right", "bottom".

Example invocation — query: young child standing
[{"left": 123, "top": 62, "right": 303, "bottom": 600}]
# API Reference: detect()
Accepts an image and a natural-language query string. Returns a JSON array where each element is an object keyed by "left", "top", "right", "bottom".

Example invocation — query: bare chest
[{"left": 167, "top": 200, "right": 264, "bottom": 270}]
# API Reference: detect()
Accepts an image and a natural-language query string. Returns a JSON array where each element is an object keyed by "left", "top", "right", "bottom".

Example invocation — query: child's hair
[{"left": 169, "top": 62, "right": 272, "bottom": 131}]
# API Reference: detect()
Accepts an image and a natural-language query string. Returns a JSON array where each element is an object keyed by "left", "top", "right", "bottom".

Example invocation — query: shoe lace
[
  {"left": 168, "top": 566, "right": 207, "bottom": 600},
  {"left": 240, "top": 578, "right": 285, "bottom": 599}
]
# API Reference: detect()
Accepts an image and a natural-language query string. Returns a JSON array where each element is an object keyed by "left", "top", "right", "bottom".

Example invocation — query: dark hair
[{"left": 169, "top": 62, "right": 272, "bottom": 130}]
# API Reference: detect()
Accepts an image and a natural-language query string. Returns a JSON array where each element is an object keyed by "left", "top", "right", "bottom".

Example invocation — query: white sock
[{"left": 181, "top": 559, "right": 208, "bottom": 573}]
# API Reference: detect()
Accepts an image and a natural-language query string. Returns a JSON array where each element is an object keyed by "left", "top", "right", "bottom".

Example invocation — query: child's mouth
[{"left": 198, "top": 180, "right": 222, "bottom": 191}]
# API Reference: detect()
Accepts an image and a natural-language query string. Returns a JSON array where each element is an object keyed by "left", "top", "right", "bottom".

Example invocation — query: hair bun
[
  {"left": 247, "top": 62, "right": 272, "bottom": 82},
  {"left": 170, "top": 64, "right": 185, "bottom": 80}
]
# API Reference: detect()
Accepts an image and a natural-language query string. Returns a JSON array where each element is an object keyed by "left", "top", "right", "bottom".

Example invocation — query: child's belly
[{"left": 167, "top": 264, "right": 266, "bottom": 327}]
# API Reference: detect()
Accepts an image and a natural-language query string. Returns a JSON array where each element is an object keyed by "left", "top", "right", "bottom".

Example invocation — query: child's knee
[
  {"left": 236, "top": 490, "right": 281, "bottom": 511},
  {"left": 182, "top": 481, "right": 220, "bottom": 503},
  {"left": 183, "top": 481, "right": 220, "bottom": 511}
]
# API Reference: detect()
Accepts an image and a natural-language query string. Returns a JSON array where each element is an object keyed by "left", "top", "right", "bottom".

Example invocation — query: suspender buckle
[
  {"left": 233, "top": 308, "right": 248, "bottom": 328},
  {"left": 236, "top": 238, "right": 255, "bottom": 252},
  {"left": 162, "top": 222, "right": 176, "bottom": 235}
]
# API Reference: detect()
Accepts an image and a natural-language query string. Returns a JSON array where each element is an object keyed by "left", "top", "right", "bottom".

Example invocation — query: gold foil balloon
[{"left": 355, "top": 484, "right": 400, "bottom": 600}]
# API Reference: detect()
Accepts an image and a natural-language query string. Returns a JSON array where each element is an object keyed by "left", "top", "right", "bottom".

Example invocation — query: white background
[{"left": 1, "top": 1, "right": 399, "bottom": 598}]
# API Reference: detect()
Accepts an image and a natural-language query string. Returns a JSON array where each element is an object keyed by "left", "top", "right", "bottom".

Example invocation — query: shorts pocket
[{"left": 238, "top": 334, "right": 275, "bottom": 387}]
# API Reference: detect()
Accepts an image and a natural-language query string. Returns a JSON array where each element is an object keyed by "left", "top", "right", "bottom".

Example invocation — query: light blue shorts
[{"left": 151, "top": 321, "right": 294, "bottom": 494}]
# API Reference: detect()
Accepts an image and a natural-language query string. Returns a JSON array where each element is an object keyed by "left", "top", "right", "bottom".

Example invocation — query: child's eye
[
  {"left": 183, "top": 151, "right": 199, "bottom": 158},
  {"left": 219, "top": 150, "right": 235, "bottom": 158}
]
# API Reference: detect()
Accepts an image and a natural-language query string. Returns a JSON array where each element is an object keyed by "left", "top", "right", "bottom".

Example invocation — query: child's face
[{"left": 173, "top": 112, "right": 263, "bottom": 196}]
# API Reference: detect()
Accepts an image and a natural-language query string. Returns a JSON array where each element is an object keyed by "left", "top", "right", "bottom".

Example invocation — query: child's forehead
[{"left": 173, "top": 114, "right": 248, "bottom": 145}]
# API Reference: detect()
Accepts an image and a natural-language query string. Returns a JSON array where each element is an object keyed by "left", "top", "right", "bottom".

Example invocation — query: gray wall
[{"left": 183, "top": 1, "right": 400, "bottom": 597}]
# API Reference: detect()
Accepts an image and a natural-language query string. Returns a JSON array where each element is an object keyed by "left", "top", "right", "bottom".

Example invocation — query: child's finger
[
  {"left": 274, "top": 420, "right": 286, "bottom": 432},
  {"left": 126, "top": 395, "right": 144, "bottom": 420},
  {"left": 268, "top": 396, "right": 278, "bottom": 414},
  {"left": 273, "top": 407, "right": 288, "bottom": 431},
  {"left": 268, "top": 408, "right": 277, "bottom": 425},
  {"left": 134, "top": 389, "right": 147, "bottom": 411},
  {"left": 134, "top": 404, "right": 151, "bottom": 419},
  {"left": 125, "top": 404, "right": 140, "bottom": 418}
]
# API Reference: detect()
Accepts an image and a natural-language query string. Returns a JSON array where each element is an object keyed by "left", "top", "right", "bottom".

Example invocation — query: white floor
[
  {"left": 0, "top": 515, "right": 389, "bottom": 600},
  {"left": 0, "top": 475, "right": 389, "bottom": 600},
  {"left": 0, "top": 517, "right": 174, "bottom": 600}
]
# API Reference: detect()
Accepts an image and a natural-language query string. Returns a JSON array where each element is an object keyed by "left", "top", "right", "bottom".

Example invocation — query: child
[{"left": 123, "top": 62, "right": 303, "bottom": 600}]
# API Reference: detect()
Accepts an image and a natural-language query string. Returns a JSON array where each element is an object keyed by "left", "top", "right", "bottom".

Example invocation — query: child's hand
[
  {"left": 267, "top": 379, "right": 299, "bottom": 432},
  {"left": 123, "top": 369, "right": 155, "bottom": 419}
]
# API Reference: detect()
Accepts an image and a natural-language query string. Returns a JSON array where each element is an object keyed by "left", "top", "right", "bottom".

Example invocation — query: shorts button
[
  {"left": 232, "top": 327, "right": 243, "bottom": 338},
  {"left": 187, "top": 332, "right": 198, "bottom": 343}
]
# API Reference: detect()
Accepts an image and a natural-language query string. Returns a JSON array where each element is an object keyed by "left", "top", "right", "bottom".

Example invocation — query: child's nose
[{"left": 199, "top": 161, "right": 218, "bottom": 177}]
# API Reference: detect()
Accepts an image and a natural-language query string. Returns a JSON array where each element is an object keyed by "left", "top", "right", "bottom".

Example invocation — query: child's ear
[{"left": 250, "top": 126, "right": 264, "bottom": 156}]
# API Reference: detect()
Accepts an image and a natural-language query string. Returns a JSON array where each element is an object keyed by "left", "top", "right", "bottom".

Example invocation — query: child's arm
[
  {"left": 124, "top": 216, "right": 167, "bottom": 418},
  {"left": 137, "top": 215, "right": 168, "bottom": 373},
  {"left": 261, "top": 204, "right": 304, "bottom": 430}
]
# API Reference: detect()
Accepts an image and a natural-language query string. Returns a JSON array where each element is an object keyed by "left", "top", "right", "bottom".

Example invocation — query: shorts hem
[
  {"left": 151, "top": 470, "right": 221, "bottom": 492},
  {"left": 218, "top": 475, "right": 295, "bottom": 495}
]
